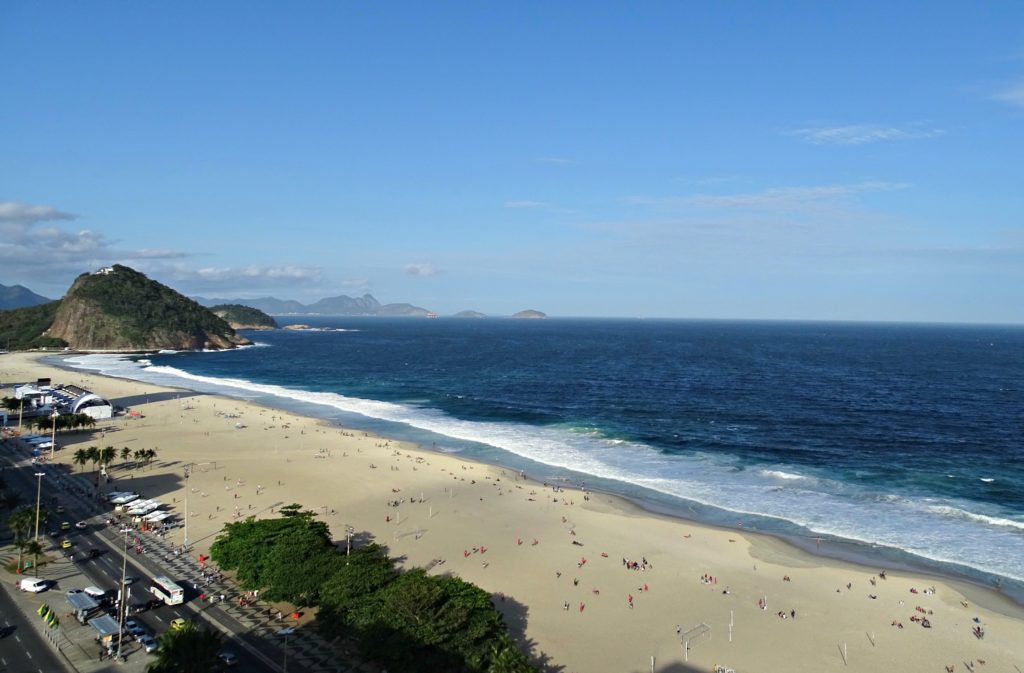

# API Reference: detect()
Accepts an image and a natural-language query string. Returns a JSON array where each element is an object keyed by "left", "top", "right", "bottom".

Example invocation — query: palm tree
[
  {"left": 0, "top": 489, "right": 23, "bottom": 511},
  {"left": 144, "top": 448, "right": 157, "bottom": 469},
  {"left": 146, "top": 621, "right": 222, "bottom": 673},
  {"left": 100, "top": 446, "right": 116, "bottom": 471},
  {"left": 73, "top": 448, "right": 89, "bottom": 473},
  {"left": 120, "top": 446, "right": 131, "bottom": 466},
  {"left": 26, "top": 538, "right": 44, "bottom": 573},
  {"left": 133, "top": 449, "right": 144, "bottom": 468},
  {"left": 85, "top": 445, "right": 100, "bottom": 472},
  {"left": 7, "top": 506, "right": 34, "bottom": 571}
]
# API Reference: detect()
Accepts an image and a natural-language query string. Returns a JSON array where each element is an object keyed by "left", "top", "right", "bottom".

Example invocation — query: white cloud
[
  {"left": 405, "top": 263, "right": 437, "bottom": 277},
  {"left": 993, "top": 81, "right": 1024, "bottom": 108},
  {"left": 787, "top": 124, "right": 945, "bottom": 145},
  {"left": 187, "top": 265, "right": 322, "bottom": 282},
  {"left": 504, "top": 200, "right": 548, "bottom": 209},
  {"left": 0, "top": 200, "right": 330, "bottom": 299},
  {"left": 0, "top": 201, "right": 77, "bottom": 225}
]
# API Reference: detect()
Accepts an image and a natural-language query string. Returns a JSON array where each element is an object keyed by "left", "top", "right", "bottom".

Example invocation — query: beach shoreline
[{"left": 4, "top": 350, "right": 1023, "bottom": 673}]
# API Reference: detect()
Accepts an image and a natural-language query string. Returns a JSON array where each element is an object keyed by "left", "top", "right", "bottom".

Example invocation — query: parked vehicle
[{"left": 19, "top": 577, "right": 48, "bottom": 593}]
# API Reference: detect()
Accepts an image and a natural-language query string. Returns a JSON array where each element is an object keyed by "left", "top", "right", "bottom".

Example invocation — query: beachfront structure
[{"left": 14, "top": 381, "right": 113, "bottom": 420}]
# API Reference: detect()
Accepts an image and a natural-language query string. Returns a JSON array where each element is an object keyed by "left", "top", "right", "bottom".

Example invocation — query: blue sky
[{"left": 2, "top": 3, "right": 1023, "bottom": 321}]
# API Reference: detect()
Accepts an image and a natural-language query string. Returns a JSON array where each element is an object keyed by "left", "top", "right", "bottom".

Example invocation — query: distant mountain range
[
  {"left": 0, "top": 283, "right": 51, "bottom": 310},
  {"left": 194, "top": 293, "right": 431, "bottom": 317}
]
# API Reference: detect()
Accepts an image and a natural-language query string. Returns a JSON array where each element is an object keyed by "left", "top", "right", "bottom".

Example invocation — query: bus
[{"left": 149, "top": 576, "right": 184, "bottom": 605}]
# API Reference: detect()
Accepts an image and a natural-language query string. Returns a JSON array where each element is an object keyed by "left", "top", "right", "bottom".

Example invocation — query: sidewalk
[
  {"left": 3, "top": 435, "right": 377, "bottom": 673},
  {"left": 1, "top": 544, "right": 149, "bottom": 673}
]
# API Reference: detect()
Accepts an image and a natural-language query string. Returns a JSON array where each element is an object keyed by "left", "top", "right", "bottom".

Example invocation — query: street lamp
[
  {"left": 49, "top": 409, "right": 60, "bottom": 461},
  {"left": 33, "top": 471, "right": 45, "bottom": 542},
  {"left": 183, "top": 463, "right": 192, "bottom": 550},
  {"left": 345, "top": 525, "right": 354, "bottom": 563},
  {"left": 115, "top": 526, "right": 130, "bottom": 662}
]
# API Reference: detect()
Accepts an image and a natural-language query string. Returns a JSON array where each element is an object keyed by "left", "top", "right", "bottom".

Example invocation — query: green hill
[
  {"left": 210, "top": 304, "right": 278, "bottom": 330},
  {"left": 0, "top": 301, "right": 66, "bottom": 350},
  {"left": 39, "top": 265, "right": 251, "bottom": 351}
]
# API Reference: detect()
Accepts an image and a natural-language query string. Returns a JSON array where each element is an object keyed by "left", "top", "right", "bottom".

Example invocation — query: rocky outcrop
[{"left": 512, "top": 310, "right": 547, "bottom": 319}]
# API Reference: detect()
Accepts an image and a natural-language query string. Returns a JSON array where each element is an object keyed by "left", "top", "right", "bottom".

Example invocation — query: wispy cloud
[
  {"left": 993, "top": 81, "right": 1024, "bottom": 108},
  {"left": 150, "top": 263, "right": 324, "bottom": 293},
  {"left": 625, "top": 181, "right": 908, "bottom": 214},
  {"left": 536, "top": 157, "right": 573, "bottom": 165},
  {"left": 504, "top": 200, "right": 547, "bottom": 209},
  {"left": 683, "top": 181, "right": 908, "bottom": 210},
  {"left": 786, "top": 124, "right": 945, "bottom": 145},
  {"left": 405, "top": 263, "right": 437, "bottom": 277}
]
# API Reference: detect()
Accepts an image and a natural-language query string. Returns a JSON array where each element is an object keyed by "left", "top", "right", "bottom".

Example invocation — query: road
[
  {"left": 2, "top": 450, "right": 281, "bottom": 673},
  {"left": 0, "top": 586, "right": 67, "bottom": 673}
]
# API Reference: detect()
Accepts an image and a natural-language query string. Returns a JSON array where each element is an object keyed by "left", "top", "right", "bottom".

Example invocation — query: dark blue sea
[{"left": 61, "top": 318, "right": 1024, "bottom": 599}]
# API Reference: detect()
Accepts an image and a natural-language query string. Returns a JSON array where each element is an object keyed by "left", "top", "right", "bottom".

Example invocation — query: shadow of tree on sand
[{"left": 492, "top": 591, "right": 565, "bottom": 673}]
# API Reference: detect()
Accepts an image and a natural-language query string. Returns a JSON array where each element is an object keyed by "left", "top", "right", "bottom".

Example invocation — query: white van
[
  {"left": 83, "top": 586, "right": 108, "bottom": 600},
  {"left": 19, "top": 577, "right": 48, "bottom": 593}
]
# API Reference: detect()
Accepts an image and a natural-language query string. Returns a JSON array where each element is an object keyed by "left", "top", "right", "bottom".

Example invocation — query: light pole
[
  {"left": 33, "top": 471, "right": 45, "bottom": 542},
  {"left": 18, "top": 397, "right": 24, "bottom": 430},
  {"left": 115, "top": 526, "right": 130, "bottom": 662},
  {"left": 183, "top": 463, "right": 192, "bottom": 550},
  {"left": 49, "top": 409, "right": 59, "bottom": 461},
  {"left": 345, "top": 525, "right": 354, "bottom": 563}
]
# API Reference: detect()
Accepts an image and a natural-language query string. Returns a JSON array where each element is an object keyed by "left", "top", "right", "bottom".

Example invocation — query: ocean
[{"left": 58, "top": 318, "right": 1024, "bottom": 601}]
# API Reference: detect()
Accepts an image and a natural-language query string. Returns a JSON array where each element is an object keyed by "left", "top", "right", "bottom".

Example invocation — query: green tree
[
  {"left": 100, "top": 445, "right": 116, "bottom": 471},
  {"left": 73, "top": 448, "right": 89, "bottom": 473},
  {"left": 0, "top": 489, "right": 23, "bottom": 511},
  {"left": 26, "top": 538, "right": 44, "bottom": 573},
  {"left": 146, "top": 621, "right": 222, "bottom": 673},
  {"left": 85, "top": 445, "right": 100, "bottom": 472},
  {"left": 120, "top": 446, "right": 131, "bottom": 466},
  {"left": 7, "top": 506, "right": 35, "bottom": 571}
]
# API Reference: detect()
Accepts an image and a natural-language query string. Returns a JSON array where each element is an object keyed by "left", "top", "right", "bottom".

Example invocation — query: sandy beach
[{"left": 3, "top": 351, "right": 1022, "bottom": 673}]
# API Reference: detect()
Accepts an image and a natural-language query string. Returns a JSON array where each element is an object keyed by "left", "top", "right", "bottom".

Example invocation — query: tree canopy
[{"left": 209, "top": 507, "right": 536, "bottom": 673}]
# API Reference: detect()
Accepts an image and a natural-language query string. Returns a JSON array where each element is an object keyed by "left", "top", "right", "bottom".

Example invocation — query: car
[
  {"left": 55, "top": 505, "right": 64, "bottom": 514},
  {"left": 169, "top": 618, "right": 188, "bottom": 632},
  {"left": 75, "top": 521, "right": 88, "bottom": 529},
  {"left": 138, "top": 634, "right": 158, "bottom": 653},
  {"left": 123, "top": 576, "right": 138, "bottom": 586},
  {"left": 60, "top": 521, "right": 71, "bottom": 531},
  {"left": 83, "top": 586, "right": 108, "bottom": 600},
  {"left": 276, "top": 627, "right": 295, "bottom": 636},
  {"left": 218, "top": 652, "right": 238, "bottom": 667},
  {"left": 60, "top": 539, "right": 73, "bottom": 549},
  {"left": 127, "top": 623, "right": 147, "bottom": 638}
]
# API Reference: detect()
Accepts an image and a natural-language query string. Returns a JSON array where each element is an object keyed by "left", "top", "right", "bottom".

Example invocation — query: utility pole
[
  {"left": 50, "top": 410, "right": 60, "bottom": 461},
  {"left": 115, "top": 527, "right": 129, "bottom": 662},
  {"left": 183, "top": 463, "right": 191, "bottom": 549},
  {"left": 33, "top": 472, "right": 45, "bottom": 542}
]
